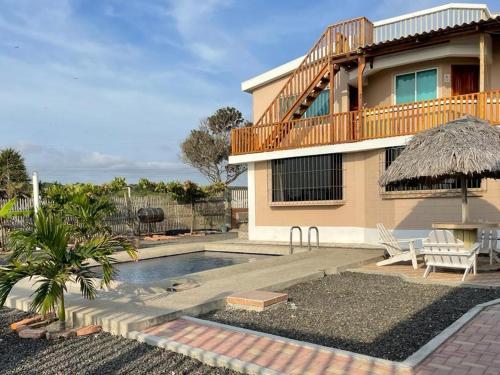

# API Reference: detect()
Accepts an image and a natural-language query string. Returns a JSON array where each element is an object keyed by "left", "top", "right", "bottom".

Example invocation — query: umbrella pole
[{"left": 461, "top": 175, "right": 469, "bottom": 223}]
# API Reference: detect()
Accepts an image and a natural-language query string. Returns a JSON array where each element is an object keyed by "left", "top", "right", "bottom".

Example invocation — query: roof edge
[
  {"left": 373, "top": 3, "right": 489, "bottom": 27},
  {"left": 241, "top": 3, "right": 493, "bottom": 93}
]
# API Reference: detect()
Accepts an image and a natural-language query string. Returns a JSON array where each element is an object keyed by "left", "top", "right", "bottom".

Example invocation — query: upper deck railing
[{"left": 231, "top": 90, "right": 500, "bottom": 155}]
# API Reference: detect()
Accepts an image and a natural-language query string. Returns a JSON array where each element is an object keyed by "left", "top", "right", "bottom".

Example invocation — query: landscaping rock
[
  {"left": 10, "top": 315, "right": 42, "bottom": 331},
  {"left": 46, "top": 329, "right": 76, "bottom": 340},
  {"left": 18, "top": 328, "right": 47, "bottom": 339},
  {"left": 75, "top": 325, "right": 102, "bottom": 336},
  {"left": 14, "top": 324, "right": 29, "bottom": 332},
  {"left": 203, "top": 272, "right": 500, "bottom": 361},
  {"left": 45, "top": 320, "right": 67, "bottom": 333},
  {"left": 1, "top": 307, "right": 238, "bottom": 375},
  {"left": 28, "top": 320, "right": 54, "bottom": 329}
]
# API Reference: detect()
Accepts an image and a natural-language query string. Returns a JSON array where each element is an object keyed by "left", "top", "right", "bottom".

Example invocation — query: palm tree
[
  {"left": 64, "top": 192, "right": 115, "bottom": 242},
  {"left": 0, "top": 209, "right": 137, "bottom": 322},
  {"left": 0, "top": 198, "right": 16, "bottom": 218}
]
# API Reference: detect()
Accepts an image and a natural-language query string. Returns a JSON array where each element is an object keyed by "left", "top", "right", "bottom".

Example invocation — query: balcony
[{"left": 231, "top": 90, "right": 500, "bottom": 155}]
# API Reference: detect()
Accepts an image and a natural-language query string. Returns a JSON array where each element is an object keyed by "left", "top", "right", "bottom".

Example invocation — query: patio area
[{"left": 356, "top": 258, "right": 500, "bottom": 288}]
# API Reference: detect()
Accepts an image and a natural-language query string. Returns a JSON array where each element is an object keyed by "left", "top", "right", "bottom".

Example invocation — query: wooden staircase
[{"left": 255, "top": 17, "right": 373, "bottom": 149}]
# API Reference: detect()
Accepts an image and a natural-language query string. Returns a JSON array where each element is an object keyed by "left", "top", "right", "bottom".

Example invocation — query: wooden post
[
  {"left": 329, "top": 61, "right": 337, "bottom": 143},
  {"left": 479, "top": 33, "right": 486, "bottom": 92},
  {"left": 32, "top": 171, "right": 39, "bottom": 216},
  {"left": 357, "top": 56, "right": 366, "bottom": 140},
  {"left": 461, "top": 175, "right": 469, "bottom": 224}
]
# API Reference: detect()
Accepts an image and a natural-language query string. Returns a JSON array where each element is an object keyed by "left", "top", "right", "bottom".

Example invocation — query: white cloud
[{"left": 16, "top": 142, "right": 198, "bottom": 184}]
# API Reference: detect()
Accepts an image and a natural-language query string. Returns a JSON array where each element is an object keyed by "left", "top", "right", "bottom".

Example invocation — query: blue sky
[{"left": 0, "top": 0, "right": 498, "bottom": 184}]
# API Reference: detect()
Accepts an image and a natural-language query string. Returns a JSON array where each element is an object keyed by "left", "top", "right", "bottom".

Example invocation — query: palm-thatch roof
[{"left": 379, "top": 116, "right": 500, "bottom": 186}]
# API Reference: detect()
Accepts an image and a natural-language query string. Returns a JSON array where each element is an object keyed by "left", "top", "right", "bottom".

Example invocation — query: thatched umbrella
[{"left": 380, "top": 116, "right": 500, "bottom": 223}]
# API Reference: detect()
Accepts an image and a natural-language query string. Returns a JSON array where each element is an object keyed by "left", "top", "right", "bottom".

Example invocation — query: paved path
[
  {"left": 415, "top": 304, "right": 500, "bottom": 375},
  {"left": 137, "top": 304, "right": 500, "bottom": 375},
  {"left": 357, "top": 262, "right": 500, "bottom": 288},
  {"left": 139, "top": 317, "right": 411, "bottom": 375}
]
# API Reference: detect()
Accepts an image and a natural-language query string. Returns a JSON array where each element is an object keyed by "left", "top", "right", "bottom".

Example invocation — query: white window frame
[{"left": 393, "top": 67, "right": 439, "bottom": 105}]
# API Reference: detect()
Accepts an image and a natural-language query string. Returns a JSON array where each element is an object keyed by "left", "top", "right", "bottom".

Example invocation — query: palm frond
[
  {"left": 73, "top": 267, "right": 98, "bottom": 300},
  {"left": 0, "top": 261, "right": 37, "bottom": 306},
  {"left": 0, "top": 197, "right": 16, "bottom": 218},
  {"left": 30, "top": 277, "right": 65, "bottom": 316}
]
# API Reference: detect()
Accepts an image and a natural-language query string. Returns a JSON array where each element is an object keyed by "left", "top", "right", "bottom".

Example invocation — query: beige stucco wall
[
  {"left": 251, "top": 67, "right": 350, "bottom": 123},
  {"left": 251, "top": 76, "right": 289, "bottom": 122},
  {"left": 254, "top": 150, "right": 500, "bottom": 231},
  {"left": 250, "top": 34, "right": 500, "bottom": 119},
  {"left": 363, "top": 57, "right": 480, "bottom": 108},
  {"left": 489, "top": 35, "right": 500, "bottom": 90}
]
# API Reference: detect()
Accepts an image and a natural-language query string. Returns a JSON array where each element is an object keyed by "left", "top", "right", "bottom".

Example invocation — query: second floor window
[
  {"left": 395, "top": 69, "right": 437, "bottom": 104},
  {"left": 384, "top": 146, "right": 481, "bottom": 192},
  {"left": 271, "top": 154, "right": 343, "bottom": 202}
]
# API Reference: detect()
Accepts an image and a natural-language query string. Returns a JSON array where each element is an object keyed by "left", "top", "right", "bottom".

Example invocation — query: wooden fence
[{"left": 0, "top": 194, "right": 234, "bottom": 247}]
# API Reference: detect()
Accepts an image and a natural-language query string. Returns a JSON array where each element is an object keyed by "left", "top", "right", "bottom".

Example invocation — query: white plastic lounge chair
[
  {"left": 421, "top": 230, "right": 480, "bottom": 282},
  {"left": 479, "top": 228, "right": 499, "bottom": 265},
  {"left": 376, "top": 223, "right": 422, "bottom": 269}
]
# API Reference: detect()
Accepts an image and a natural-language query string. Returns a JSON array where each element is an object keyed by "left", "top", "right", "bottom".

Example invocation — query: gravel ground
[
  {"left": 203, "top": 272, "right": 500, "bottom": 361},
  {"left": 0, "top": 308, "right": 239, "bottom": 375}
]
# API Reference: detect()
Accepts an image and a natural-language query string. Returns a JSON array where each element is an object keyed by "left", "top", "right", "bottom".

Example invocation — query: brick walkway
[
  {"left": 357, "top": 262, "right": 500, "bottom": 287},
  {"left": 139, "top": 304, "right": 500, "bottom": 374},
  {"left": 415, "top": 304, "right": 500, "bottom": 375},
  {"left": 142, "top": 318, "right": 411, "bottom": 375}
]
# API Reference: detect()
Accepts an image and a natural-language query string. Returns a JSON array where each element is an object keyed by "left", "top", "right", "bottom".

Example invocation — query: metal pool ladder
[
  {"left": 289, "top": 226, "right": 302, "bottom": 254},
  {"left": 308, "top": 226, "right": 319, "bottom": 251}
]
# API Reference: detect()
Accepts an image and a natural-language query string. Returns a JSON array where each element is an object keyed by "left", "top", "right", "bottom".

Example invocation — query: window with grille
[
  {"left": 271, "top": 154, "right": 343, "bottom": 202},
  {"left": 384, "top": 147, "right": 481, "bottom": 191}
]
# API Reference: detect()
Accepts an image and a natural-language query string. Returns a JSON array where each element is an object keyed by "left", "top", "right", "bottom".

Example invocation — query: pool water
[{"left": 93, "top": 251, "right": 270, "bottom": 284}]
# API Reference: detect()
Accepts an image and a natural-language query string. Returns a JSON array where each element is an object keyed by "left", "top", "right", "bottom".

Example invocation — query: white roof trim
[
  {"left": 229, "top": 135, "right": 413, "bottom": 164},
  {"left": 373, "top": 3, "right": 489, "bottom": 27},
  {"left": 241, "top": 55, "right": 304, "bottom": 93},
  {"left": 241, "top": 3, "right": 491, "bottom": 93}
]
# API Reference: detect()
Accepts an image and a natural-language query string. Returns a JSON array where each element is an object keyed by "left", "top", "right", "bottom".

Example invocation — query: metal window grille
[
  {"left": 384, "top": 146, "right": 481, "bottom": 191},
  {"left": 271, "top": 154, "right": 343, "bottom": 202}
]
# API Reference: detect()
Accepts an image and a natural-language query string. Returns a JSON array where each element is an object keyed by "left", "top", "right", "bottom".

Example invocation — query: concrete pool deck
[{"left": 4, "top": 242, "right": 382, "bottom": 337}]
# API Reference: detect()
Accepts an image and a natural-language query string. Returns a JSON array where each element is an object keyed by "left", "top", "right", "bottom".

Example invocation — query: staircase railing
[{"left": 255, "top": 17, "right": 373, "bottom": 126}]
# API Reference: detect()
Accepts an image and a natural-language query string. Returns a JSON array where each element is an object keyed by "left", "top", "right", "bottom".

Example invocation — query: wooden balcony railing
[{"left": 231, "top": 90, "right": 500, "bottom": 155}]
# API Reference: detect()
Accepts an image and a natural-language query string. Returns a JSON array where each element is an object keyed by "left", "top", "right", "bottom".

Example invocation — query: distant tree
[
  {"left": 106, "top": 177, "right": 127, "bottom": 193},
  {"left": 0, "top": 148, "right": 30, "bottom": 198},
  {"left": 137, "top": 178, "right": 155, "bottom": 192},
  {"left": 181, "top": 107, "right": 249, "bottom": 185},
  {"left": 167, "top": 181, "right": 207, "bottom": 234}
]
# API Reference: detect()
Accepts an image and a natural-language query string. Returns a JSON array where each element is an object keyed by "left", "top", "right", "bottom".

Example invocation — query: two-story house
[{"left": 229, "top": 3, "right": 500, "bottom": 245}]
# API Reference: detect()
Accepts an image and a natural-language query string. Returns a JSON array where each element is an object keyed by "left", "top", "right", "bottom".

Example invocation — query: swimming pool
[{"left": 92, "top": 251, "right": 270, "bottom": 284}]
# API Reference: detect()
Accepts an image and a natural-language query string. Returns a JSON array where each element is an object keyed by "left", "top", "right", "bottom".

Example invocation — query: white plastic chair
[
  {"left": 376, "top": 223, "right": 422, "bottom": 270},
  {"left": 479, "top": 229, "right": 499, "bottom": 265},
  {"left": 421, "top": 230, "right": 480, "bottom": 282}
]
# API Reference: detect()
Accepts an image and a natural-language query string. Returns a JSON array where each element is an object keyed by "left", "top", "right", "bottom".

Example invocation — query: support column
[
  {"left": 356, "top": 56, "right": 366, "bottom": 140},
  {"left": 329, "top": 62, "right": 338, "bottom": 143},
  {"left": 479, "top": 33, "right": 486, "bottom": 92},
  {"left": 32, "top": 171, "right": 40, "bottom": 216}
]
